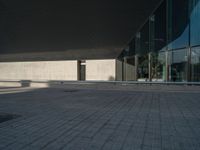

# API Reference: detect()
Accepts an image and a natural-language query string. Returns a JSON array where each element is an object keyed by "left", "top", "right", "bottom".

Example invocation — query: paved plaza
[{"left": 0, "top": 84, "right": 200, "bottom": 150}]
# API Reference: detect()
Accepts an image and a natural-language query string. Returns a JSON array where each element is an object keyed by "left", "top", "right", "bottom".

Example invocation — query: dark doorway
[{"left": 78, "top": 60, "right": 86, "bottom": 81}]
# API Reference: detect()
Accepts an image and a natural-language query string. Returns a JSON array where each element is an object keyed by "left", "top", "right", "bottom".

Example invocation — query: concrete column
[
  {"left": 187, "top": 47, "right": 192, "bottom": 82},
  {"left": 148, "top": 53, "right": 152, "bottom": 82},
  {"left": 165, "top": 50, "right": 169, "bottom": 82},
  {"left": 124, "top": 57, "right": 127, "bottom": 81},
  {"left": 135, "top": 55, "right": 138, "bottom": 81}
]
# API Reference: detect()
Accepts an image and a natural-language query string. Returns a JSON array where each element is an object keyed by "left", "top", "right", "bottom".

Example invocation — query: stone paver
[{"left": 0, "top": 84, "right": 200, "bottom": 150}]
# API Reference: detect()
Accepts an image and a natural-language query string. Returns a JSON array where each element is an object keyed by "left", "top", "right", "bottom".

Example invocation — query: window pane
[
  {"left": 191, "top": 47, "right": 200, "bottom": 81},
  {"left": 137, "top": 54, "right": 149, "bottom": 79},
  {"left": 150, "top": 52, "right": 166, "bottom": 81},
  {"left": 139, "top": 22, "right": 150, "bottom": 55},
  {"left": 190, "top": 0, "right": 200, "bottom": 46},
  {"left": 169, "top": 49, "right": 188, "bottom": 81},
  {"left": 136, "top": 21, "right": 150, "bottom": 80},
  {"left": 150, "top": 0, "right": 167, "bottom": 52},
  {"left": 128, "top": 39, "right": 135, "bottom": 56},
  {"left": 149, "top": 1, "right": 167, "bottom": 81},
  {"left": 167, "top": 0, "right": 189, "bottom": 50}
]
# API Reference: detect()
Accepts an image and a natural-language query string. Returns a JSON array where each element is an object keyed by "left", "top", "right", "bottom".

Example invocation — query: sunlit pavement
[{"left": 0, "top": 84, "right": 200, "bottom": 150}]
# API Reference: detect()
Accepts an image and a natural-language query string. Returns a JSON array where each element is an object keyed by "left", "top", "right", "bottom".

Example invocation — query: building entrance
[{"left": 78, "top": 60, "right": 86, "bottom": 81}]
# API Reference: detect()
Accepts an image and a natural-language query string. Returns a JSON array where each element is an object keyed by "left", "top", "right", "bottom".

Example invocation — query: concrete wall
[
  {"left": 125, "top": 63, "right": 136, "bottom": 81},
  {"left": 86, "top": 59, "right": 116, "bottom": 81},
  {"left": 116, "top": 59, "right": 123, "bottom": 81},
  {"left": 115, "top": 59, "right": 136, "bottom": 81},
  {"left": 0, "top": 61, "right": 78, "bottom": 81}
]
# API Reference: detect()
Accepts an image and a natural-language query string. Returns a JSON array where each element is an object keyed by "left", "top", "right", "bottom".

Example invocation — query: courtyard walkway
[{"left": 0, "top": 84, "right": 200, "bottom": 150}]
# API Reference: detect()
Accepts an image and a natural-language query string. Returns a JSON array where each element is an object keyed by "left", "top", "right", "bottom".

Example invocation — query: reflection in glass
[
  {"left": 128, "top": 39, "right": 135, "bottom": 56},
  {"left": 139, "top": 22, "right": 150, "bottom": 55},
  {"left": 167, "top": 0, "right": 189, "bottom": 50},
  {"left": 150, "top": 52, "right": 166, "bottom": 81},
  {"left": 170, "top": 49, "right": 188, "bottom": 81},
  {"left": 149, "top": 0, "right": 167, "bottom": 81},
  {"left": 136, "top": 21, "right": 150, "bottom": 80},
  {"left": 190, "top": 0, "right": 200, "bottom": 46},
  {"left": 191, "top": 47, "right": 200, "bottom": 81},
  {"left": 121, "top": 0, "right": 200, "bottom": 82},
  {"left": 150, "top": 0, "right": 167, "bottom": 53},
  {"left": 137, "top": 55, "right": 149, "bottom": 79}
]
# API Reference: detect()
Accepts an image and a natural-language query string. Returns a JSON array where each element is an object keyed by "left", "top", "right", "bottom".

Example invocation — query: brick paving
[{"left": 0, "top": 84, "right": 200, "bottom": 150}]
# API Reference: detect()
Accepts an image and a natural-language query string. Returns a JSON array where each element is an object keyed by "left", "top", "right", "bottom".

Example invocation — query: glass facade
[
  {"left": 170, "top": 49, "right": 188, "bottom": 81},
  {"left": 120, "top": 0, "right": 200, "bottom": 82},
  {"left": 190, "top": 0, "right": 200, "bottom": 46},
  {"left": 191, "top": 47, "right": 200, "bottom": 81},
  {"left": 167, "top": 0, "right": 189, "bottom": 50},
  {"left": 137, "top": 22, "right": 150, "bottom": 79},
  {"left": 149, "top": 1, "right": 167, "bottom": 81}
]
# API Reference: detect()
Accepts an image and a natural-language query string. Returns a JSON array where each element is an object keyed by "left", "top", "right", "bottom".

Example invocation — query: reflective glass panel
[
  {"left": 128, "top": 39, "right": 135, "bottom": 56},
  {"left": 139, "top": 22, "right": 150, "bottom": 55},
  {"left": 150, "top": 0, "right": 167, "bottom": 52},
  {"left": 149, "top": 1, "right": 167, "bottom": 81},
  {"left": 167, "top": 0, "right": 189, "bottom": 50},
  {"left": 191, "top": 47, "right": 200, "bottom": 81},
  {"left": 136, "top": 22, "right": 150, "bottom": 80},
  {"left": 137, "top": 54, "right": 149, "bottom": 79},
  {"left": 170, "top": 49, "right": 188, "bottom": 81},
  {"left": 190, "top": 0, "right": 200, "bottom": 46},
  {"left": 150, "top": 52, "right": 166, "bottom": 81}
]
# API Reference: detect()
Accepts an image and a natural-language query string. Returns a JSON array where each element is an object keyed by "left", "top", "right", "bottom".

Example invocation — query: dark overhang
[{"left": 0, "top": 0, "right": 161, "bottom": 61}]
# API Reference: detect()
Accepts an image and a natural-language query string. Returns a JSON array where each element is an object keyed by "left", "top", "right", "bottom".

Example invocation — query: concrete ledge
[
  {"left": 0, "top": 80, "right": 48, "bottom": 88},
  {"left": 0, "top": 81, "right": 21, "bottom": 87},
  {"left": 57, "top": 80, "right": 200, "bottom": 86},
  {"left": 30, "top": 82, "right": 49, "bottom": 88},
  {"left": 0, "top": 80, "right": 200, "bottom": 88}
]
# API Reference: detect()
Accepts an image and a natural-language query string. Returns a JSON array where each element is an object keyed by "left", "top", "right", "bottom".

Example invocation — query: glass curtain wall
[
  {"left": 136, "top": 22, "right": 150, "bottom": 80},
  {"left": 190, "top": 0, "right": 200, "bottom": 81},
  {"left": 167, "top": 0, "right": 189, "bottom": 50},
  {"left": 190, "top": 0, "right": 200, "bottom": 46},
  {"left": 167, "top": 0, "right": 190, "bottom": 81},
  {"left": 191, "top": 47, "right": 200, "bottom": 81},
  {"left": 149, "top": 0, "right": 167, "bottom": 81},
  {"left": 170, "top": 49, "right": 188, "bottom": 81},
  {"left": 121, "top": 0, "right": 200, "bottom": 82}
]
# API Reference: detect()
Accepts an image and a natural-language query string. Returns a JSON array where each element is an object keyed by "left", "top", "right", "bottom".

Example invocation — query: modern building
[
  {"left": 120, "top": 0, "right": 200, "bottom": 82},
  {"left": 0, "top": 0, "right": 199, "bottom": 82}
]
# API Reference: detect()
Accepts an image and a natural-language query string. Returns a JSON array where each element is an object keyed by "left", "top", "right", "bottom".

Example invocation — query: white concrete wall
[
  {"left": 125, "top": 63, "right": 136, "bottom": 81},
  {"left": 115, "top": 59, "right": 136, "bottom": 81},
  {"left": 116, "top": 59, "right": 123, "bottom": 81},
  {"left": 0, "top": 61, "right": 78, "bottom": 81},
  {"left": 86, "top": 59, "right": 116, "bottom": 81}
]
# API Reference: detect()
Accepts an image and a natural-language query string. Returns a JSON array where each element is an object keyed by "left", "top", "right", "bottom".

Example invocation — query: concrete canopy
[{"left": 0, "top": 0, "right": 161, "bottom": 61}]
